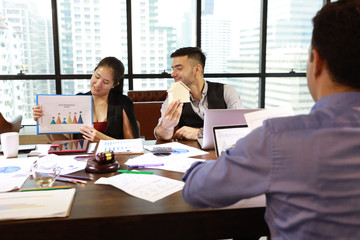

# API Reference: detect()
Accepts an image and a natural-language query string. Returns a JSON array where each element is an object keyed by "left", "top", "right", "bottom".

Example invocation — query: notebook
[
  {"left": 213, "top": 125, "right": 250, "bottom": 157},
  {"left": 197, "top": 108, "right": 261, "bottom": 150}
]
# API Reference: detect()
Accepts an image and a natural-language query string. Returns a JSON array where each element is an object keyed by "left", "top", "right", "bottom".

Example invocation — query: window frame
[{"left": 0, "top": 0, "right": 331, "bottom": 124}]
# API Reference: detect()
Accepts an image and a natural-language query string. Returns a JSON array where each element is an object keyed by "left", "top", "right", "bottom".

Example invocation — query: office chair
[
  {"left": 127, "top": 90, "right": 167, "bottom": 140},
  {"left": 0, "top": 112, "right": 23, "bottom": 137}
]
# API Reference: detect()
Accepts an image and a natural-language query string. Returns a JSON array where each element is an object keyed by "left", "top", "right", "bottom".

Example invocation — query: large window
[
  {"left": 0, "top": 0, "right": 328, "bottom": 126},
  {"left": 264, "top": 0, "right": 322, "bottom": 114},
  {"left": 58, "top": 0, "right": 128, "bottom": 75},
  {"left": 131, "top": 0, "right": 196, "bottom": 75},
  {"left": 0, "top": 0, "right": 54, "bottom": 124},
  {"left": 202, "top": 0, "right": 261, "bottom": 74}
]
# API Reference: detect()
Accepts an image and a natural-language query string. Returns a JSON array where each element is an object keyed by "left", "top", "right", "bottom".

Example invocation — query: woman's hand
[
  {"left": 80, "top": 125, "right": 102, "bottom": 142},
  {"left": 80, "top": 125, "right": 113, "bottom": 142},
  {"left": 32, "top": 105, "right": 44, "bottom": 121}
]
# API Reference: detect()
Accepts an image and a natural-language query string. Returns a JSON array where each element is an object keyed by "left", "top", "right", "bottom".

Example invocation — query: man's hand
[
  {"left": 155, "top": 100, "right": 183, "bottom": 140},
  {"left": 173, "top": 126, "right": 201, "bottom": 140},
  {"left": 161, "top": 99, "right": 183, "bottom": 129}
]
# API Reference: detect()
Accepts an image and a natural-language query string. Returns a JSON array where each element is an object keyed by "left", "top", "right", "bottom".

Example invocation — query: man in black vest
[{"left": 154, "top": 47, "right": 242, "bottom": 140}]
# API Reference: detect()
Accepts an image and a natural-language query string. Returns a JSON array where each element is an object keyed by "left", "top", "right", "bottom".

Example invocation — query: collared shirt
[
  {"left": 182, "top": 92, "right": 360, "bottom": 240},
  {"left": 157, "top": 81, "right": 242, "bottom": 125}
]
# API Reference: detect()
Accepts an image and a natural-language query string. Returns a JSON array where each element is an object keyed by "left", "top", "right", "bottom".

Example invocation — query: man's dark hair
[
  {"left": 311, "top": 0, "right": 360, "bottom": 89},
  {"left": 171, "top": 47, "right": 206, "bottom": 73}
]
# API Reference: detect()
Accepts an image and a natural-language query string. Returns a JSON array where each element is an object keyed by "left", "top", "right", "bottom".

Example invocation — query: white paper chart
[
  {"left": 96, "top": 139, "right": 144, "bottom": 154},
  {"left": 36, "top": 94, "right": 93, "bottom": 134}
]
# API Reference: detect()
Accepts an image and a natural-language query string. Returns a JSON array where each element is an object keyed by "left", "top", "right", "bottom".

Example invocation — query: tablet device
[
  {"left": 197, "top": 108, "right": 261, "bottom": 150},
  {"left": 213, "top": 125, "right": 250, "bottom": 157},
  {"left": 48, "top": 139, "right": 89, "bottom": 154}
]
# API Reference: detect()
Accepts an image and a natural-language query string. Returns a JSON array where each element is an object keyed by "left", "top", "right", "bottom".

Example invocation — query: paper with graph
[
  {"left": 36, "top": 94, "right": 93, "bottom": 134},
  {"left": 0, "top": 188, "right": 76, "bottom": 220}
]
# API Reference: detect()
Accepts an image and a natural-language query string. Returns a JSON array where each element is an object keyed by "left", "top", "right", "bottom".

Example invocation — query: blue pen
[{"left": 128, "top": 163, "right": 164, "bottom": 168}]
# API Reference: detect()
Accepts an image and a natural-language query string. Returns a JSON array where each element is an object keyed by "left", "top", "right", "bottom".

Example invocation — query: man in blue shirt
[{"left": 182, "top": 1, "right": 360, "bottom": 239}]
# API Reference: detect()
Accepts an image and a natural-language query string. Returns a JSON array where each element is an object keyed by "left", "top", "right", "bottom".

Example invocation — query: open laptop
[
  {"left": 197, "top": 108, "right": 261, "bottom": 149},
  {"left": 213, "top": 125, "right": 250, "bottom": 157}
]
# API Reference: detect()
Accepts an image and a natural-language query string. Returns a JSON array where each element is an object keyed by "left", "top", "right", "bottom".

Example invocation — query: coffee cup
[
  {"left": 0, "top": 132, "right": 19, "bottom": 158},
  {"left": 32, "top": 158, "right": 61, "bottom": 187}
]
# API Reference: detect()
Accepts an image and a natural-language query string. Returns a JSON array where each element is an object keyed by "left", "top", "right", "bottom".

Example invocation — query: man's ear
[
  {"left": 192, "top": 64, "right": 200, "bottom": 77},
  {"left": 312, "top": 49, "right": 325, "bottom": 78},
  {"left": 195, "top": 64, "right": 202, "bottom": 75}
]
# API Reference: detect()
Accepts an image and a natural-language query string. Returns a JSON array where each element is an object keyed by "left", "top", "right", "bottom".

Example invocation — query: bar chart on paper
[
  {"left": 96, "top": 139, "right": 144, "bottom": 154},
  {"left": 0, "top": 188, "right": 76, "bottom": 221}
]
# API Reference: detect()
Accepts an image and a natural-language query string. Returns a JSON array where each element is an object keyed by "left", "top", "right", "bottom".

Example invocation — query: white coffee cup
[{"left": 1, "top": 132, "right": 19, "bottom": 158}]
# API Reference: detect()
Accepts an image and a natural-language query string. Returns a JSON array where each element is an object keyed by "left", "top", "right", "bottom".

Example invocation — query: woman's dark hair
[
  {"left": 170, "top": 47, "right": 206, "bottom": 73},
  {"left": 94, "top": 56, "right": 125, "bottom": 93},
  {"left": 311, "top": 0, "right": 360, "bottom": 89}
]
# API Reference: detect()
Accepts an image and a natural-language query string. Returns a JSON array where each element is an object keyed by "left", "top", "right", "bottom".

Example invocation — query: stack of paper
[
  {"left": 0, "top": 157, "right": 37, "bottom": 192},
  {"left": 0, "top": 188, "right": 76, "bottom": 220}
]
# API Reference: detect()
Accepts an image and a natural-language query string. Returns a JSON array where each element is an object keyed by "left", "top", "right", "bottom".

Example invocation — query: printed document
[
  {"left": 95, "top": 173, "right": 184, "bottom": 202},
  {"left": 38, "top": 154, "right": 88, "bottom": 175},
  {"left": 125, "top": 153, "right": 205, "bottom": 173},
  {"left": 244, "top": 105, "right": 295, "bottom": 130},
  {"left": 144, "top": 142, "right": 208, "bottom": 158},
  {"left": 36, "top": 94, "right": 93, "bottom": 134},
  {"left": 0, "top": 157, "right": 37, "bottom": 192},
  {"left": 96, "top": 138, "right": 144, "bottom": 154},
  {"left": 0, "top": 188, "right": 76, "bottom": 220}
]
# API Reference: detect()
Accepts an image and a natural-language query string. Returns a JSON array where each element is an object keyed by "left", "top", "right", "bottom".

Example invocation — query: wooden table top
[{"left": 0, "top": 140, "right": 269, "bottom": 240}]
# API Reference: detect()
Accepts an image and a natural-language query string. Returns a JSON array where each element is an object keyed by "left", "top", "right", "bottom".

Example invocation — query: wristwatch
[{"left": 198, "top": 128, "right": 204, "bottom": 138}]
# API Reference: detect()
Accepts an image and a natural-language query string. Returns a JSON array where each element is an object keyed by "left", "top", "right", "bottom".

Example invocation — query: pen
[
  {"left": 60, "top": 174, "right": 93, "bottom": 180},
  {"left": 55, "top": 177, "right": 78, "bottom": 184},
  {"left": 127, "top": 163, "right": 164, "bottom": 168},
  {"left": 56, "top": 176, "right": 87, "bottom": 184},
  {"left": 74, "top": 155, "right": 95, "bottom": 159},
  {"left": 20, "top": 186, "right": 72, "bottom": 192},
  {"left": 117, "top": 170, "right": 153, "bottom": 175}
]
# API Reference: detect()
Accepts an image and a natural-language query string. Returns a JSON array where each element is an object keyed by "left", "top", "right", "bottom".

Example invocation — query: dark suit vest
[{"left": 178, "top": 81, "right": 226, "bottom": 128}]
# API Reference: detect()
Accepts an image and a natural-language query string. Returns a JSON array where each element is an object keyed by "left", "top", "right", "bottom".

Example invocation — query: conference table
[{"left": 0, "top": 140, "right": 269, "bottom": 240}]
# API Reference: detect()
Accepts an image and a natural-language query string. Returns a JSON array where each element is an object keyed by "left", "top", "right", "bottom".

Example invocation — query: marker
[
  {"left": 55, "top": 177, "right": 78, "bottom": 184},
  {"left": 56, "top": 176, "right": 87, "bottom": 184},
  {"left": 74, "top": 155, "right": 95, "bottom": 159},
  {"left": 60, "top": 174, "right": 93, "bottom": 180},
  {"left": 117, "top": 170, "right": 153, "bottom": 175},
  {"left": 20, "top": 186, "right": 72, "bottom": 192},
  {"left": 127, "top": 163, "right": 164, "bottom": 168}
]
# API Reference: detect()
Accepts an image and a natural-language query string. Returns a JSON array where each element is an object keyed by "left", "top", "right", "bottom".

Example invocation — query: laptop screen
[
  {"left": 213, "top": 125, "right": 250, "bottom": 157},
  {"left": 199, "top": 108, "right": 260, "bottom": 150}
]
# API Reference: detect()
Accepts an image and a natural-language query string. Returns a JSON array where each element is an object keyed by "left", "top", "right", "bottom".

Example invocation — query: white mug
[{"left": 1, "top": 132, "right": 19, "bottom": 158}]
